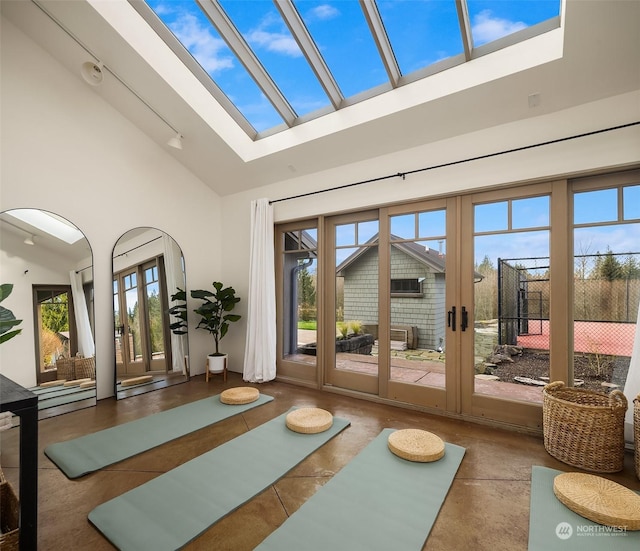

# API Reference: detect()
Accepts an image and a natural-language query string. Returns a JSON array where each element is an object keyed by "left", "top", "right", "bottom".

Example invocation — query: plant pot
[{"left": 206, "top": 354, "right": 227, "bottom": 382}]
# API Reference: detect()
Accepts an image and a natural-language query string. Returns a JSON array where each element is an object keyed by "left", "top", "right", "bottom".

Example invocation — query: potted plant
[
  {"left": 0, "top": 283, "right": 23, "bottom": 344},
  {"left": 190, "top": 282, "right": 241, "bottom": 374}
]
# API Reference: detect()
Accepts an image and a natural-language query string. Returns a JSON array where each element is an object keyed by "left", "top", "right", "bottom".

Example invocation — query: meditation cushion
[
  {"left": 286, "top": 407, "right": 334, "bottom": 434},
  {"left": 387, "top": 429, "right": 445, "bottom": 462},
  {"left": 39, "top": 380, "right": 66, "bottom": 388},
  {"left": 220, "top": 387, "right": 260, "bottom": 405},
  {"left": 120, "top": 375, "right": 153, "bottom": 387},
  {"left": 553, "top": 472, "right": 640, "bottom": 530},
  {"left": 63, "top": 378, "right": 92, "bottom": 387}
]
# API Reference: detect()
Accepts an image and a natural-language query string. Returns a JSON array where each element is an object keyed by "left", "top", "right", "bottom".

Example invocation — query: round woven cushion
[
  {"left": 220, "top": 387, "right": 260, "bottom": 405},
  {"left": 553, "top": 472, "right": 640, "bottom": 530},
  {"left": 388, "top": 429, "right": 445, "bottom": 462},
  {"left": 286, "top": 408, "right": 333, "bottom": 434}
]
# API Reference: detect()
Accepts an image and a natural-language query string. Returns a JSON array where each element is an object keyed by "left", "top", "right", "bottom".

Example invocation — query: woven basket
[
  {"left": 542, "top": 381, "right": 627, "bottom": 473},
  {"left": 55, "top": 357, "right": 76, "bottom": 380},
  {"left": 0, "top": 469, "right": 19, "bottom": 551},
  {"left": 634, "top": 395, "right": 640, "bottom": 480},
  {"left": 75, "top": 356, "right": 96, "bottom": 380}
]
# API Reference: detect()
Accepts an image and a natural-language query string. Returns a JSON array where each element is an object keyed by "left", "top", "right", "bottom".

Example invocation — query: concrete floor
[{"left": 1, "top": 373, "right": 638, "bottom": 550}]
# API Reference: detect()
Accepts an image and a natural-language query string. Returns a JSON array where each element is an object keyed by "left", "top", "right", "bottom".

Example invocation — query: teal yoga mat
[
  {"left": 45, "top": 393, "right": 273, "bottom": 478},
  {"left": 88, "top": 409, "right": 350, "bottom": 551},
  {"left": 256, "top": 428, "right": 465, "bottom": 551},
  {"left": 528, "top": 466, "right": 640, "bottom": 550}
]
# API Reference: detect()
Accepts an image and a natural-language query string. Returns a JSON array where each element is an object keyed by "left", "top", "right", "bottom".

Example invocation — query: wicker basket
[
  {"left": 0, "top": 469, "right": 19, "bottom": 551},
  {"left": 542, "top": 381, "right": 627, "bottom": 473},
  {"left": 634, "top": 395, "right": 640, "bottom": 480}
]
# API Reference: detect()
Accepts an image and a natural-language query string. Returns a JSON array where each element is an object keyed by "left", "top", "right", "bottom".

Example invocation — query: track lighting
[
  {"left": 80, "top": 61, "right": 104, "bottom": 86},
  {"left": 167, "top": 133, "right": 184, "bottom": 150}
]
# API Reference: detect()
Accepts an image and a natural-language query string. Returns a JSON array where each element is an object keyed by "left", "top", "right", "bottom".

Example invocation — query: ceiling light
[
  {"left": 167, "top": 133, "right": 183, "bottom": 150},
  {"left": 80, "top": 61, "right": 104, "bottom": 86},
  {"left": 24, "top": 235, "right": 35, "bottom": 246}
]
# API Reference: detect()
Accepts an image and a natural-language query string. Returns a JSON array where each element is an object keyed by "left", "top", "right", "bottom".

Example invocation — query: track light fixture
[
  {"left": 167, "top": 133, "right": 183, "bottom": 150},
  {"left": 80, "top": 61, "right": 104, "bottom": 86}
]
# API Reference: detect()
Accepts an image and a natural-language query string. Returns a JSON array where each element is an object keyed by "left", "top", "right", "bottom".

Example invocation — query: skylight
[
  {"left": 133, "top": 0, "right": 562, "bottom": 140},
  {"left": 7, "top": 209, "right": 85, "bottom": 244}
]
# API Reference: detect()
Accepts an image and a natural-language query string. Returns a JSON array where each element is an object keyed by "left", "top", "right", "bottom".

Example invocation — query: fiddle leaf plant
[
  {"left": 167, "top": 288, "right": 188, "bottom": 335},
  {"left": 191, "top": 282, "right": 241, "bottom": 356},
  {"left": 0, "top": 284, "right": 23, "bottom": 344}
]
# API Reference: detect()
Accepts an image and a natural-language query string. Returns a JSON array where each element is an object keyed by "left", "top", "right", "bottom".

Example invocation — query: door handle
[
  {"left": 461, "top": 307, "right": 468, "bottom": 332},
  {"left": 447, "top": 306, "right": 456, "bottom": 331}
]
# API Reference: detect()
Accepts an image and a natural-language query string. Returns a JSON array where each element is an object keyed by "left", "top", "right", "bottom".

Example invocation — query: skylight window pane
[
  {"left": 293, "top": 0, "right": 387, "bottom": 98},
  {"left": 467, "top": 0, "right": 561, "bottom": 47},
  {"left": 144, "top": 0, "right": 283, "bottom": 133},
  {"left": 7, "top": 209, "right": 84, "bottom": 244},
  {"left": 218, "top": 0, "right": 330, "bottom": 119},
  {"left": 376, "top": 0, "right": 463, "bottom": 76}
]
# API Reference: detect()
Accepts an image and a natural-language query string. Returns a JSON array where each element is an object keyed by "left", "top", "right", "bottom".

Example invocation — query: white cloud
[
  {"left": 168, "top": 13, "right": 233, "bottom": 73},
  {"left": 472, "top": 10, "right": 527, "bottom": 44},
  {"left": 307, "top": 4, "right": 340, "bottom": 22},
  {"left": 246, "top": 29, "right": 302, "bottom": 57}
]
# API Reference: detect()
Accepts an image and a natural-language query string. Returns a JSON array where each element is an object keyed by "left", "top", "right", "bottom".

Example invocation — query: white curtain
[
  {"left": 163, "top": 234, "right": 187, "bottom": 373},
  {"left": 69, "top": 270, "right": 95, "bottom": 357},
  {"left": 243, "top": 198, "right": 277, "bottom": 383},
  {"left": 623, "top": 302, "right": 640, "bottom": 444}
]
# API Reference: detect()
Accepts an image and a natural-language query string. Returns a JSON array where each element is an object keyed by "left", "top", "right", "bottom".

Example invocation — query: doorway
[{"left": 113, "top": 258, "right": 171, "bottom": 379}]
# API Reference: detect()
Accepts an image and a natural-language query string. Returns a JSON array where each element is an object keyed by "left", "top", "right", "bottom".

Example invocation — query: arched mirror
[
  {"left": 0, "top": 209, "right": 95, "bottom": 419},
  {"left": 112, "top": 228, "right": 189, "bottom": 399}
]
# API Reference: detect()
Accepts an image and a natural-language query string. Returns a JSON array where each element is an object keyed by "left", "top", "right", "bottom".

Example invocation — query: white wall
[{"left": 0, "top": 17, "right": 224, "bottom": 398}]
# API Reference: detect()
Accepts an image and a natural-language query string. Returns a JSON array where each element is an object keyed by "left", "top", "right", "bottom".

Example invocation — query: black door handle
[
  {"left": 461, "top": 307, "right": 468, "bottom": 332},
  {"left": 448, "top": 306, "right": 456, "bottom": 331}
]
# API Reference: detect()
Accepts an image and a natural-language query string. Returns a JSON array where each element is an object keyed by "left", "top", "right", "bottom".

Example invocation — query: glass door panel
[
  {"left": 385, "top": 199, "right": 454, "bottom": 411},
  {"left": 114, "top": 270, "right": 146, "bottom": 376},
  {"left": 389, "top": 209, "right": 447, "bottom": 389},
  {"left": 326, "top": 213, "right": 379, "bottom": 394},
  {"left": 144, "top": 263, "right": 167, "bottom": 371},
  {"left": 572, "top": 182, "right": 640, "bottom": 395},
  {"left": 461, "top": 184, "right": 554, "bottom": 428},
  {"left": 472, "top": 196, "right": 550, "bottom": 403}
]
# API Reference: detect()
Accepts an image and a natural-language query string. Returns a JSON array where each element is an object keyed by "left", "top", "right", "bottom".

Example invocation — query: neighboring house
[{"left": 337, "top": 235, "right": 449, "bottom": 351}]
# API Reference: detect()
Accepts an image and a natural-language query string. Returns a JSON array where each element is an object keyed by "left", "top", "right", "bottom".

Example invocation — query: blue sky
[{"left": 146, "top": 0, "right": 561, "bottom": 132}]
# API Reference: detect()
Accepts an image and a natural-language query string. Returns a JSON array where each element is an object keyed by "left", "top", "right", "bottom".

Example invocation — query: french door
[
  {"left": 279, "top": 171, "right": 638, "bottom": 429},
  {"left": 324, "top": 199, "right": 459, "bottom": 412},
  {"left": 459, "top": 182, "right": 567, "bottom": 428},
  {"left": 114, "top": 259, "right": 170, "bottom": 378}
]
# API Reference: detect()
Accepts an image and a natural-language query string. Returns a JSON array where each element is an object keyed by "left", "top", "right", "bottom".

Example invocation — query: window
[{"left": 390, "top": 278, "right": 423, "bottom": 297}]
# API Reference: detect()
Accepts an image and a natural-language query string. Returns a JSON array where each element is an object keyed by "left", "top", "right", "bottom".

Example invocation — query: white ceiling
[{"left": 2, "top": 0, "right": 639, "bottom": 197}]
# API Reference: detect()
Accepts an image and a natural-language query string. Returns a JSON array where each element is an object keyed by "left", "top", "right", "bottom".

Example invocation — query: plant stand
[{"left": 206, "top": 355, "right": 227, "bottom": 383}]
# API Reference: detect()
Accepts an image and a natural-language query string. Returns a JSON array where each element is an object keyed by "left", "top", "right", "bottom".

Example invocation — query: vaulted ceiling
[{"left": 2, "top": 0, "right": 639, "bottom": 196}]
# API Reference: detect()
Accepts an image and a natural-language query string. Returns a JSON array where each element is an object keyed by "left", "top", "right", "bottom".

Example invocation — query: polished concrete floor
[{"left": 1, "top": 372, "right": 638, "bottom": 550}]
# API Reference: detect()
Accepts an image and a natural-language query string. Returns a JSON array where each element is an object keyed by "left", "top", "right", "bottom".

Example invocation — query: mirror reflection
[
  {"left": 112, "top": 228, "right": 189, "bottom": 399},
  {"left": 0, "top": 208, "right": 96, "bottom": 418}
]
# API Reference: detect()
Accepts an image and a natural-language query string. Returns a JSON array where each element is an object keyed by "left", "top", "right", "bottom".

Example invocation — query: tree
[
  {"left": 41, "top": 293, "right": 69, "bottom": 334},
  {"left": 298, "top": 266, "right": 316, "bottom": 321},
  {"left": 593, "top": 248, "right": 623, "bottom": 281}
]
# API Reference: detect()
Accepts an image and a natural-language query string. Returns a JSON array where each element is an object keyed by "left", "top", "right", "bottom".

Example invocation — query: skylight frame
[{"left": 131, "top": 0, "right": 563, "bottom": 141}]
